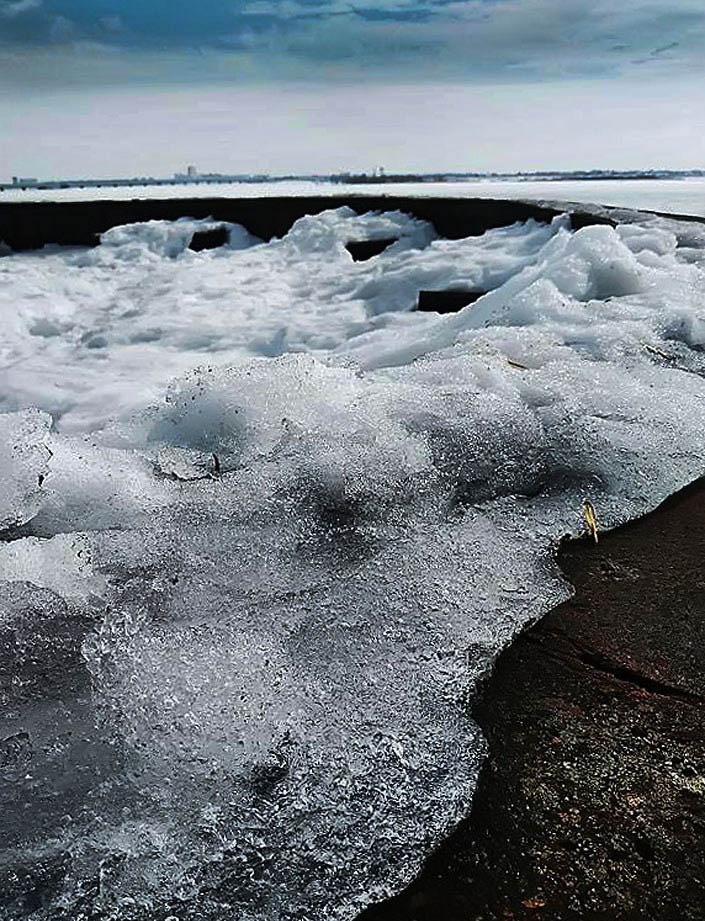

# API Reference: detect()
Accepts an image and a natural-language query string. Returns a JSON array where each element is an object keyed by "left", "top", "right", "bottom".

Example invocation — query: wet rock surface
[{"left": 361, "top": 478, "right": 705, "bottom": 921}]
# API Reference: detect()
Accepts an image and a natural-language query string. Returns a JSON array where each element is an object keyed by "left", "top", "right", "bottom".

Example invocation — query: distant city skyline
[{"left": 4, "top": 163, "right": 705, "bottom": 190}]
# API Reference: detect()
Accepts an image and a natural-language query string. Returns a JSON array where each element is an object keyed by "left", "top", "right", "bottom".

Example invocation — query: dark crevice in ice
[
  {"left": 188, "top": 226, "right": 230, "bottom": 251},
  {"left": 416, "top": 289, "right": 486, "bottom": 314},
  {"left": 346, "top": 238, "right": 399, "bottom": 261}
]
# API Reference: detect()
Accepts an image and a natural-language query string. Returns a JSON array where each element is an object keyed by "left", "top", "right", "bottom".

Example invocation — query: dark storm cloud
[{"left": 0, "top": 0, "right": 704, "bottom": 85}]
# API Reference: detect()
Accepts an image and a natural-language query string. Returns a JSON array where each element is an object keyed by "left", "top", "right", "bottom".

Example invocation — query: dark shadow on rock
[
  {"left": 417, "top": 289, "right": 486, "bottom": 314},
  {"left": 346, "top": 238, "right": 398, "bottom": 261},
  {"left": 359, "top": 477, "right": 705, "bottom": 921}
]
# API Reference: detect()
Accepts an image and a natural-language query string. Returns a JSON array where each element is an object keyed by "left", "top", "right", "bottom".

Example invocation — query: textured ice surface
[
  {"left": 1, "top": 208, "right": 705, "bottom": 920},
  {"left": 0, "top": 410, "right": 52, "bottom": 531}
]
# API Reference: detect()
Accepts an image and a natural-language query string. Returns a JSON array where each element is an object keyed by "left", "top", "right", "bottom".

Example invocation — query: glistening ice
[{"left": 1, "top": 207, "right": 705, "bottom": 920}]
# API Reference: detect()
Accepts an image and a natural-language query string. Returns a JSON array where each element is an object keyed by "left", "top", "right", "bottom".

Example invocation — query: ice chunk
[
  {"left": 0, "top": 532, "right": 105, "bottom": 602},
  {"left": 95, "top": 217, "right": 261, "bottom": 261},
  {"left": 0, "top": 410, "right": 52, "bottom": 532},
  {"left": 281, "top": 205, "right": 436, "bottom": 255},
  {"left": 617, "top": 221, "right": 678, "bottom": 257},
  {"left": 24, "top": 431, "right": 175, "bottom": 536}
]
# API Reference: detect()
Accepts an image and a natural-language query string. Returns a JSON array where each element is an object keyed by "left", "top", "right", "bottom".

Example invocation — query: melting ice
[{"left": 1, "top": 207, "right": 705, "bottom": 920}]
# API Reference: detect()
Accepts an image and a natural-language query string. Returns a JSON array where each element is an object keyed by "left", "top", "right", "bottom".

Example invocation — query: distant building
[
  {"left": 173, "top": 166, "right": 201, "bottom": 181},
  {"left": 12, "top": 177, "right": 38, "bottom": 186}
]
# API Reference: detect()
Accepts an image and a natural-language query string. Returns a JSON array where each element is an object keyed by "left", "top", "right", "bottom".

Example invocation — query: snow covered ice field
[
  {"left": 5, "top": 177, "right": 705, "bottom": 218},
  {"left": 2, "top": 204, "right": 705, "bottom": 920}
]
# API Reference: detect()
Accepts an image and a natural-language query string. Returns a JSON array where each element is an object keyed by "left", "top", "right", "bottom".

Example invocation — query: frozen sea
[
  {"left": 3, "top": 176, "right": 705, "bottom": 218},
  {"left": 1, "top": 185, "right": 705, "bottom": 921}
]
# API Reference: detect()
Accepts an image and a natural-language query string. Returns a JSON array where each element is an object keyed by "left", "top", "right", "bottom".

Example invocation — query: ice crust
[{"left": 1, "top": 208, "right": 705, "bottom": 920}]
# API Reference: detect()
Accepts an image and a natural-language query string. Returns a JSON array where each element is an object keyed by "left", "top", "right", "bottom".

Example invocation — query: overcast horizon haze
[{"left": 2, "top": 0, "right": 705, "bottom": 179}]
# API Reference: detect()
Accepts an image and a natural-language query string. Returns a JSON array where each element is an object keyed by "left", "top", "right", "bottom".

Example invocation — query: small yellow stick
[{"left": 582, "top": 500, "right": 599, "bottom": 543}]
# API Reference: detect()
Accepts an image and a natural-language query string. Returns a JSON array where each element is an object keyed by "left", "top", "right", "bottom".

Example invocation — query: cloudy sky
[{"left": 1, "top": 0, "right": 705, "bottom": 177}]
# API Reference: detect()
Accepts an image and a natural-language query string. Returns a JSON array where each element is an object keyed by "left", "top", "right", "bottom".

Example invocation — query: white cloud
[{"left": 0, "top": 0, "right": 41, "bottom": 17}]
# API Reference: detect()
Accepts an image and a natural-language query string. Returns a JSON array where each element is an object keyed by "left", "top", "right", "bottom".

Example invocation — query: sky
[{"left": 1, "top": 0, "right": 705, "bottom": 177}]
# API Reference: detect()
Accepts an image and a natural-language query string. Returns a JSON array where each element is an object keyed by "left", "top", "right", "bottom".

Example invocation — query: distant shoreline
[{"left": 2, "top": 168, "right": 705, "bottom": 194}]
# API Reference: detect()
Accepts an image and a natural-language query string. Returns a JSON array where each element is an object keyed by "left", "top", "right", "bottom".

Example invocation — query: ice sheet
[{"left": 1, "top": 207, "right": 705, "bottom": 920}]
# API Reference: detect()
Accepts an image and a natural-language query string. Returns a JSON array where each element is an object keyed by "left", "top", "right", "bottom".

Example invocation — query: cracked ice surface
[{"left": 1, "top": 208, "right": 705, "bottom": 919}]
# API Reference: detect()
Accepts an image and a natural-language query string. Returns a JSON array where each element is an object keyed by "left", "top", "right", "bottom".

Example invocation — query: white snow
[
  {"left": 4, "top": 176, "right": 705, "bottom": 219},
  {"left": 1, "top": 204, "right": 705, "bottom": 921}
]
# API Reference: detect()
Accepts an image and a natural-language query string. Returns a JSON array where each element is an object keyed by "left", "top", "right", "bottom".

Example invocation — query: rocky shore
[{"left": 361, "top": 478, "right": 705, "bottom": 920}]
